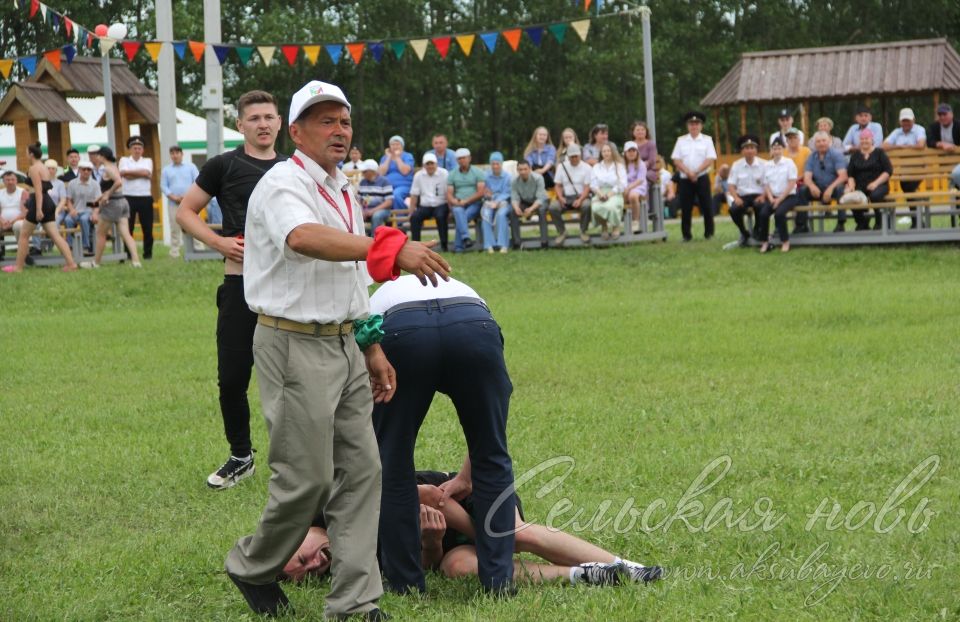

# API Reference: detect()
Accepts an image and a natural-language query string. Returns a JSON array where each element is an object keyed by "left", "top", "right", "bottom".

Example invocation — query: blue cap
[
  {"left": 489, "top": 151, "right": 504, "bottom": 163},
  {"left": 388, "top": 135, "right": 404, "bottom": 148}
]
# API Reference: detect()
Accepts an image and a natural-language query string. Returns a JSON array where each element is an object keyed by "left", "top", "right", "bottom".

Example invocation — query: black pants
[
  {"left": 509, "top": 199, "right": 547, "bottom": 247},
  {"left": 799, "top": 183, "right": 844, "bottom": 228},
  {"left": 711, "top": 192, "right": 727, "bottom": 216},
  {"left": 216, "top": 275, "right": 258, "bottom": 458},
  {"left": 900, "top": 181, "right": 921, "bottom": 227},
  {"left": 126, "top": 195, "right": 154, "bottom": 258},
  {"left": 678, "top": 174, "right": 714, "bottom": 240},
  {"left": 756, "top": 194, "right": 800, "bottom": 242},
  {"left": 373, "top": 299, "right": 515, "bottom": 594},
  {"left": 852, "top": 183, "right": 890, "bottom": 230},
  {"left": 728, "top": 193, "right": 762, "bottom": 239},
  {"left": 410, "top": 203, "right": 449, "bottom": 251}
]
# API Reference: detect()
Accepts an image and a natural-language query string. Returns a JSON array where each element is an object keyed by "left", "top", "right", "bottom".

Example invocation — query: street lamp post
[{"left": 97, "top": 23, "right": 128, "bottom": 152}]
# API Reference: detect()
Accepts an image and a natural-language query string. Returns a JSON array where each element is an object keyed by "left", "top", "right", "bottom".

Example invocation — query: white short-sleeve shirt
[
  {"left": 369, "top": 275, "right": 483, "bottom": 315},
  {"left": 763, "top": 157, "right": 798, "bottom": 196},
  {"left": 118, "top": 155, "right": 153, "bottom": 197},
  {"left": 728, "top": 157, "right": 768, "bottom": 196},
  {"left": 410, "top": 168, "right": 448, "bottom": 207},
  {"left": 670, "top": 133, "right": 717, "bottom": 179},
  {"left": 243, "top": 149, "right": 373, "bottom": 324},
  {"left": 0, "top": 187, "right": 24, "bottom": 220}
]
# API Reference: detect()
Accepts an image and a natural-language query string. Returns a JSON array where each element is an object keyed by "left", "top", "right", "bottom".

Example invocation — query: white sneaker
[
  {"left": 132, "top": 261, "right": 142, "bottom": 268},
  {"left": 621, "top": 559, "right": 663, "bottom": 584},
  {"left": 207, "top": 456, "right": 255, "bottom": 490}
]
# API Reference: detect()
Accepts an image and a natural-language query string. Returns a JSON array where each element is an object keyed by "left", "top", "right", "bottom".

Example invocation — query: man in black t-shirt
[{"left": 176, "top": 90, "right": 286, "bottom": 490}]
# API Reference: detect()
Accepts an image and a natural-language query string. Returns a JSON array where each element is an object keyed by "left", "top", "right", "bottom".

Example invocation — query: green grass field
[{"left": 2, "top": 221, "right": 958, "bottom": 620}]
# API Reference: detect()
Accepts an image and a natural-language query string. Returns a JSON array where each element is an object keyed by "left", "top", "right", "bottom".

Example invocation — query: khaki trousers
[
  {"left": 225, "top": 324, "right": 383, "bottom": 618},
  {"left": 167, "top": 199, "right": 182, "bottom": 255}
]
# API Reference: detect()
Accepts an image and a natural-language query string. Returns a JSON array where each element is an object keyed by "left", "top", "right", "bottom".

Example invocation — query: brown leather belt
[{"left": 258, "top": 314, "right": 354, "bottom": 336}]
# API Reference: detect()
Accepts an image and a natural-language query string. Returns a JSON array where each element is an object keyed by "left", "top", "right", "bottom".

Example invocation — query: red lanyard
[{"left": 291, "top": 155, "right": 354, "bottom": 234}]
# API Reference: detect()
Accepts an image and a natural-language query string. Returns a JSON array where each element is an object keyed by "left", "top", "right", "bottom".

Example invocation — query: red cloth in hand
[{"left": 367, "top": 227, "right": 406, "bottom": 282}]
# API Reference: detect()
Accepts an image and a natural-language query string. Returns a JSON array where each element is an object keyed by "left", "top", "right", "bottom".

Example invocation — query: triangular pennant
[
  {"left": 188, "top": 40, "right": 205, "bottom": 62},
  {"left": 431, "top": 36, "right": 451, "bottom": 60},
  {"left": 86, "top": 33, "right": 93, "bottom": 49},
  {"left": 409, "top": 39, "right": 428, "bottom": 61},
  {"left": 480, "top": 32, "right": 498, "bottom": 53},
  {"left": 303, "top": 45, "right": 320, "bottom": 65},
  {"left": 39, "top": 2, "right": 46, "bottom": 19},
  {"left": 43, "top": 48, "right": 60, "bottom": 71},
  {"left": 346, "top": 42, "right": 364, "bottom": 65},
  {"left": 29, "top": 0, "right": 37, "bottom": 18},
  {"left": 235, "top": 46, "right": 254, "bottom": 65},
  {"left": 524, "top": 27, "right": 543, "bottom": 47},
  {"left": 369, "top": 42, "right": 384, "bottom": 62},
  {"left": 100, "top": 38, "right": 116, "bottom": 54},
  {"left": 324, "top": 44, "right": 342, "bottom": 64},
  {"left": 122, "top": 41, "right": 141, "bottom": 62},
  {"left": 389, "top": 40, "right": 405, "bottom": 59},
  {"left": 213, "top": 45, "right": 231, "bottom": 65},
  {"left": 502, "top": 29, "right": 522, "bottom": 52},
  {"left": 63, "top": 44, "right": 75, "bottom": 63},
  {"left": 20, "top": 56, "right": 37, "bottom": 75},
  {"left": 172, "top": 41, "right": 187, "bottom": 59},
  {"left": 64, "top": 16, "right": 72, "bottom": 38},
  {"left": 584, "top": 0, "right": 593, "bottom": 9},
  {"left": 281, "top": 45, "right": 299, "bottom": 66},
  {"left": 257, "top": 46, "right": 275, "bottom": 65},
  {"left": 52, "top": 13, "right": 59, "bottom": 32},
  {"left": 144, "top": 41, "right": 162, "bottom": 62},
  {"left": 456, "top": 34, "right": 475, "bottom": 57},
  {"left": 571, "top": 19, "right": 590, "bottom": 41},
  {"left": 0, "top": 59, "right": 12, "bottom": 79},
  {"left": 548, "top": 23, "right": 568, "bottom": 44}
]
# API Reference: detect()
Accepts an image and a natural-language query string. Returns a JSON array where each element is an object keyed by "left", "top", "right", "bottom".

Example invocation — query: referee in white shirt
[
  {"left": 671, "top": 111, "right": 717, "bottom": 241},
  {"left": 369, "top": 275, "right": 516, "bottom": 596},
  {"left": 223, "top": 80, "right": 449, "bottom": 619}
]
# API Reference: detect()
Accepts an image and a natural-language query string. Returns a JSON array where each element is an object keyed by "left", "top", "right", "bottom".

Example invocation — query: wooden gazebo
[
  {"left": 0, "top": 82, "right": 84, "bottom": 171},
  {"left": 701, "top": 38, "right": 960, "bottom": 155}
]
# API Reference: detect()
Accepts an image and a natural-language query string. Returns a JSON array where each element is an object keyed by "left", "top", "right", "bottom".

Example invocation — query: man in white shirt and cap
[
  {"left": 671, "top": 111, "right": 717, "bottom": 241},
  {"left": 223, "top": 79, "right": 449, "bottom": 619}
]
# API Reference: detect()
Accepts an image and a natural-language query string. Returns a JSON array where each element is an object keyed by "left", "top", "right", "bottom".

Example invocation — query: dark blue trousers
[{"left": 372, "top": 299, "right": 515, "bottom": 593}]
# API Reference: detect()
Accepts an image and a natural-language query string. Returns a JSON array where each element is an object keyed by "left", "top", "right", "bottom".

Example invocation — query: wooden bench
[
  {"left": 0, "top": 224, "right": 85, "bottom": 267},
  {"left": 887, "top": 148, "right": 960, "bottom": 194}
]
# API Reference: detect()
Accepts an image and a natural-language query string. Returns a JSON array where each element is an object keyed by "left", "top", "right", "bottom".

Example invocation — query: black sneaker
[
  {"left": 792, "top": 225, "right": 810, "bottom": 234},
  {"left": 228, "top": 572, "right": 292, "bottom": 617},
  {"left": 578, "top": 561, "right": 623, "bottom": 586},
  {"left": 833, "top": 222, "right": 846, "bottom": 233},
  {"left": 738, "top": 233, "right": 750, "bottom": 247},
  {"left": 621, "top": 560, "right": 664, "bottom": 584},
  {"left": 207, "top": 455, "right": 255, "bottom": 490}
]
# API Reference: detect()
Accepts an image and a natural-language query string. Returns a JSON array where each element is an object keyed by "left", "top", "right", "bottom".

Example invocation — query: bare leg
[
  {"left": 629, "top": 194, "right": 641, "bottom": 228},
  {"left": 117, "top": 217, "right": 141, "bottom": 264},
  {"left": 40, "top": 221, "right": 78, "bottom": 269},
  {"left": 515, "top": 515, "right": 616, "bottom": 567},
  {"left": 94, "top": 220, "right": 109, "bottom": 265},
  {"left": 439, "top": 545, "right": 570, "bottom": 584},
  {"left": 11, "top": 220, "right": 36, "bottom": 271}
]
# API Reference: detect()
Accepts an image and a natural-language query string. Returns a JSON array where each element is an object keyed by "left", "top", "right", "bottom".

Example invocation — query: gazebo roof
[
  {"left": 0, "top": 82, "right": 85, "bottom": 124},
  {"left": 28, "top": 56, "right": 156, "bottom": 98},
  {"left": 701, "top": 38, "right": 960, "bottom": 107}
]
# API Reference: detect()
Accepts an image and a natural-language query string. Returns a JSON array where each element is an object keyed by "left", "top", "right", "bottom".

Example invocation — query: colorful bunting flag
[
  {"left": 585, "top": 0, "right": 593, "bottom": 10},
  {"left": 235, "top": 46, "right": 254, "bottom": 65},
  {"left": 28, "top": 0, "right": 37, "bottom": 18},
  {"left": 571, "top": 19, "right": 590, "bottom": 41},
  {"left": 0, "top": 59, "right": 12, "bottom": 79},
  {"left": 257, "top": 46, "right": 275, "bottom": 65},
  {"left": 122, "top": 41, "right": 141, "bottom": 62},
  {"left": 525, "top": 27, "right": 543, "bottom": 47},
  {"left": 389, "top": 40, "right": 405, "bottom": 59},
  {"left": 548, "top": 23, "right": 567, "bottom": 44},
  {"left": 303, "top": 45, "right": 320, "bottom": 65},
  {"left": 431, "top": 36, "right": 451, "bottom": 60},
  {"left": 51, "top": 13, "right": 59, "bottom": 32},
  {"left": 213, "top": 45, "right": 230, "bottom": 65},
  {"left": 172, "top": 41, "right": 187, "bottom": 59},
  {"left": 100, "top": 38, "right": 116, "bottom": 54},
  {"left": 369, "top": 42, "right": 384, "bottom": 62},
  {"left": 64, "top": 16, "right": 72, "bottom": 38},
  {"left": 86, "top": 33, "right": 93, "bottom": 49},
  {"left": 281, "top": 45, "right": 298, "bottom": 65},
  {"left": 502, "top": 29, "right": 521, "bottom": 51},
  {"left": 456, "top": 34, "right": 475, "bottom": 56},
  {"left": 188, "top": 40, "right": 205, "bottom": 61},
  {"left": 20, "top": 55, "right": 36, "bottom": 75},
  {"left": 144, "top": 41, "right": 162, "bottom": 62},
  {"left": 480, "top": 32, "right": 498, "bottom": 53},
  {"left": 325, "top": 44, "right": 342, "bottom": 64},
  {"left": 63, "top": 44, "right": 75, "bottom": 63},
  {"left": 43, "top": 48, "right": 60, "bottom": 70},
  {"left": 39, "top": 2, "right": 46, "bottom": 20},
  {"left": 410, "top": 39, "right": 428, "bottom": 61},
  {"left": 346, "top": 42, "right": 364, "bottom": 65}
]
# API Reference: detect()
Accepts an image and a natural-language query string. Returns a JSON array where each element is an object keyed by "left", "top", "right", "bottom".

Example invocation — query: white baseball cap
[
  {"left": 289, "top": 80, "right": 351, "bottom": 124},
  {"left": 422, "top": 153, "right": 438, "bottom": 164},
  {"left": 358, "top": 159, "right": 379, "bottom": 173},
  {"left": 44, "top": 159, "right": 58, "bottom": 168},
  {"left": 566, "top": 144, "right": 582, "bottom": 157},
  {"left": 623, "top": 141, "right": 638, "bottom": 152},
  {"left": 78, "top": 160, "right": 95, "bottom": 170},
  {"left": 86, "top": 145, "right": 100, "bottom": 154},
  {"left": 454, "top": 148, "right": 471, "bottom": 158},
  {"left": 898, "top": 107, "right": 915, "bottom": 121}
]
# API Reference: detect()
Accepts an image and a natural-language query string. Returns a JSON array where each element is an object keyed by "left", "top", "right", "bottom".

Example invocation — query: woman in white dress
[{"left": 589, "top": 143, "right": 627, "bottom": 240}]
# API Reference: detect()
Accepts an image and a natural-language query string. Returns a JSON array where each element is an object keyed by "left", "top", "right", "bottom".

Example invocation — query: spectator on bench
[
  {"left": 755, "top": 137, "right": 799, "bottom": 254},
  {"left": 655, "top": 156, "right": 679, "bottom": 219},
  {"left": 842, "top": 105, "right": 884, "bottom": 155},
  {"left": 357, "top": 159, "right": 394, "bottom": 236},
  {"left": 549, "top": 144, "right": 593, "bottom": 245},
  {"left": 409, "top": 153, "right": 450, "bottom": 252},
  {"left": 801, "top": 131, "right": 848, "bottom": 232},
  {"left": 807, "top": 117, "right": 843, "bottom": 152},
  {"left": 883, "top": 108, "right": 927, "bottom": 228},
  {"left": 623, "top": 141, "right": 649, "bottom": 232},
  {"left": 481, "top": 152, "right": 512, "bottom": 254},
  {"left": 62, "top": 160, "right": 101, "bottom": 256},
  {"left": 379, "top": 135, "right": 414, "bottom": 208},
  {"left": 556, "top": 127, "right": 581, "bottom": 163},
  {"left": 710, "top": 163, "right": 730, "bottom": 218},
  {"left": 583, "top": 123, "right": 617, "bottom": 166},
  {"left": 846, "top": 129, "right": 893, "bottom": 231},
  {"left": 927, "top": 103, "right": 959, "bottom": 152},
  {"left": 510, "top": 160, "right": 549, "bottom": 249},
  {"left": 770, "top": 108, "right": 804, "bottom": 146},
  {"left": 629, "top": 121, "right": 659, "bottom": 185},
  {"left": 590, "top": 143, "right": 628, "bottom": 241},
  {"left": 426, "top": 133, "right": 458, "bottom": 171},
  {"left": 727, "top": 134, "right": 767, "bottom": 247},
  {"left": 524, "top": 126, "right": 556, "bottom": 189},
  {"left": 784, "top": 128, "right": 811, "bottom": 233},
  {"left": 59, "top": 148, "right": 80, "bottom": 183},
  {"left": 446, "top": 148, "right": 485, "bottom": 252},
  {"left": 47, "top": 160, "right": 69, "bottom": 249},
  {"left": 0, "top": 169, "right": 27, "bottom": 260}
]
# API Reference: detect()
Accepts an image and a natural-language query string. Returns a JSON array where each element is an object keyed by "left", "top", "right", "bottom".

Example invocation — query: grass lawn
[{"left": 1, "top": 220, "right": 958, "bottom": 620}]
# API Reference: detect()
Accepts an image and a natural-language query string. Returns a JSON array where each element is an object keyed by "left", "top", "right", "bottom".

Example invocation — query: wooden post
[
  {"left": 723, "top": 107, "right": 732, "bottom": 155},
  {"left": 712, "top": 108, "right": 722, "bottom": 156},
  {"left": 756, "top": 105, "right": 764, "bottom": 153},
  {"left": 143, "top": 123, "right": 162, "bottom": 201},
  {"left": 46, "top": 121, "right": 71, "bottom": 165},
  {"left": 114, "top": 97, "right": 131, "bottom": 156},
  {"left": 801, "top": 101, "right": 810, "bottom": 139},
  {"left": 14, "top": 119, "right": 39, "bottom": 172},
  {"left": 933, "top": 91, "right": 941, "bottom": 116},
  {"left": 739, "top": 104, "right": 747, "bottom": 136}
]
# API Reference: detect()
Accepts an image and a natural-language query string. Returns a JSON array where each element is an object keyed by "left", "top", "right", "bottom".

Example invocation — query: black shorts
[{"left": 25, "top": 194, "right": 56, "bottom": 224}]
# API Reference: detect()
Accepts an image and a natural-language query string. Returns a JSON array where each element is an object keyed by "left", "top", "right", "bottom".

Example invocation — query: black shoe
[
  {"left": 25, "top": 254, "right": 34, "bottom": 266},
  {"left": 622, "top": 561, "right": 664, "bottom": 584},
  {"left": 333, "top": 608, "right": 391, "bottom": 621},
  {"left": 228, "top": 572, "right": 292, "bottom": 617},
  {"left": 792, "top": 225, "right": 810, "bottom": 235},
  {"left": 511, "top": 242, "right": 521, "bottom": 250},
  {"left": 207, "top": 455, "right": 255, "bottom": 489},
  {"left": 29, "top": 246, "right": 41, "bottom": 256},
  {"left": 463, "top": 238, "right": 475, "bottom": 250},
  {"left": 440, "top": 245, "right": 448, "bottom": 252},
  {"left": 833, "top": 222, "right": 846, "bottom": 233},
  {"left": 540, "top": 240, "right": 548, "bottom": 249},
  {"left": 738, "top": 233, "right": 750, "bottom": 247},
  {"left": 872, "top": 220, "right": 882, "bottom": 230},
  {"left": 855, "top": 223, "right": 868, "bottom": 231},
  {"left": 578, "top": 561, "right": 624, "bottom": 586},
  {"left": 704, "top": 233, "right": 714, "bottom": 240},
  {"left": 681, "top": 237, "right": 693, "bottom": 243}
]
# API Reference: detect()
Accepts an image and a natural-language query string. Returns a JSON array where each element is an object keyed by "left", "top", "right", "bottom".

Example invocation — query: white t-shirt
[
  {"left": 118, "top": 155, "right": 153, "bottom": 197},
  {"left": 670, "top": 133, "right": 717, "bottom": 179},
  {"left": 728, "top": 157, "right": 768, "bottom": 196},
  {"left": 370, "top": 275, "right": 483, "bottom": 315},
  {"left": 763, "top": 157, "right": 798, "bottom": 196},
  {"left": 410, "top": 168, "right": 449, "bottom": 207},
  {"left": 554, "top": 160, "right": 593, "bottom": 196},
  {"left": 0, "top": 187, "right": 24, "bottom": 221},
  {"left": 244, "top": 149, "right": 372, "bottom": 324}
]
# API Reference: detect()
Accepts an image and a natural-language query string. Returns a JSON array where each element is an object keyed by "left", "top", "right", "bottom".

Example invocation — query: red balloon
[{"left": 94, "top": 24, "right": 108, "bottom": 37}]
